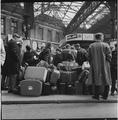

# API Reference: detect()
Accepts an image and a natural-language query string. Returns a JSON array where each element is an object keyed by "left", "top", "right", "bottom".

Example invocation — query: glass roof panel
[
  {"left": 34, "top": 2, "right": 85, "bottom": 27},
  {"left": 34, "top": 2, "right": 110, "bottom": 29},
  {"left": 80, "top": 3, "right": 110, "bottom": 29}
]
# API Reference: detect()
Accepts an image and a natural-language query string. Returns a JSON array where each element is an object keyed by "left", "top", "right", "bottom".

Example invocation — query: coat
[
  {"left": 87, "top": 41, "right": 112, "bottom": 86},
  {"left": 110, "top": 49, "right": 117, "bottom": 80},
  {"left": 2, "top": 39, "right": 20, "bottom": 75},
  {"left": 76, "top": 48, "right": 88, "bottom": 66},
  {"left": 22, "top": 51, "right": 34, "bottom": 66},
  {"left": 53, "top": 53, "right": 63, "bottom": 66},
  {"left": 39, "top": 48, "right": 51, "bottom": 64}
]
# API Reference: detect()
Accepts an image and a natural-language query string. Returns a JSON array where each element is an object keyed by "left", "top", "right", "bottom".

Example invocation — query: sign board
[
  {"left": 77, "top": 33, "right": 83, "bottom": 40},
  {"left": 66, "top": 33, "right": 77, "bottom": 40},
  {"left": 66, "top": 33, "right": 82, "bottom": 41},
  {"left": 83, "top": 34, "right": 94, "bottom": 40}
]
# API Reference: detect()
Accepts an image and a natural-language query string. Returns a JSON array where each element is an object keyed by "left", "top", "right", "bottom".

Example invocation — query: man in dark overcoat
[
  {"left": 3, "top": 33, "right": 21, "bottom": 93},
  {"left": 110, "top": 43, "right": 117, "bottom": 95}
]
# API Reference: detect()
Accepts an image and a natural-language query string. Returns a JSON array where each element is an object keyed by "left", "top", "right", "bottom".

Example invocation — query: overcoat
[
  {"left": 2, "top": 39, "right": 20, "bottom": 75},
  {"left": 39, "top": 48, "right": 51, "bottom": 64},
  {"left": 87, "top": 41, "right": 112, "bottom": 86}
]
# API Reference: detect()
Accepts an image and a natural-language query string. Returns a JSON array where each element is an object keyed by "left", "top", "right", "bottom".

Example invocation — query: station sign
[
  {"left": 66, "top": 33, "right": 78, "bottom": 40},
  {"left": 66, "top": 33, "right": 82, "bottom": 41},
  {"left": 83, "top": 33, "right": 94, "bottom": 40}
]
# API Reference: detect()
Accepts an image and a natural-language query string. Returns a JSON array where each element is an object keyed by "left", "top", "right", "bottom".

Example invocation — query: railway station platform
[{"left": 1, "top": 91, "right": 118, "bottom": 104}]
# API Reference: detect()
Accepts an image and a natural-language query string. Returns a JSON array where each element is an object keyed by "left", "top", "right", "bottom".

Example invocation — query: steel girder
[
  {"left": 65, "top": 1, "right": 103, "bottom": 35},
  {"left": 85, "top": 5, "right": 108, "bottom": 26}
]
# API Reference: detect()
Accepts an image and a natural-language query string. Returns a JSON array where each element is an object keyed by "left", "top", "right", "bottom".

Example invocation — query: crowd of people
[{"left": 0, "top": 32, "right": 117, "bottom": 100}]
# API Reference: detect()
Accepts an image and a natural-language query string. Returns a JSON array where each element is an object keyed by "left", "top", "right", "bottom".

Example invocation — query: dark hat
[{"left": 13, "top": 33, "right": 20, "bottom": 38}]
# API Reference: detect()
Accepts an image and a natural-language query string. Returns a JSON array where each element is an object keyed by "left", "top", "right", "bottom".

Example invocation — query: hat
[
  {"left": 13, "top": 33, "right": 20, "bottom": 38},
  {"left": 95, "top": 33, "right": 104, "bottom": 40}
]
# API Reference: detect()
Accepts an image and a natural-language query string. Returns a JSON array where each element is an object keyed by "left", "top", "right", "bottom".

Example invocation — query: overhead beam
[
  {"left": 85, "top": 5, "right": 108, "bottom": 25},
  {"left": 65, "top": 1, "right": 103, "bottom": 35}
]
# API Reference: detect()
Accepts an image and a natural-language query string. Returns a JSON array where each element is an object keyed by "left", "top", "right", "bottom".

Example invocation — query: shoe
[
  {"left": 111, "top": 93, "right": 114, "bottom": 96},
  {"left": 101, "top": 96, "right": 107, "bottom": 100},
  {"left": 92, "top": 95, "right": 100, "bottom": 100},
  {"left": 8, "top": 90, "right": 12, "bottom": 93}
]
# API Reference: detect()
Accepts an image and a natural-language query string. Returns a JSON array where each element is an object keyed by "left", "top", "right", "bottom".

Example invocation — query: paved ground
[
  {"left": 2, "top": 103, "right": 118, "bottom": 119},
  {"left": 1, "top": 91, "right": 118, "bottom": 119},
  {"left": 1, "top": 91, "right": 118, "bottom": 104}
]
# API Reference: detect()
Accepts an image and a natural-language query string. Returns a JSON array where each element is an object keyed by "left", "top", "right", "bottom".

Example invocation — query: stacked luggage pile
[{"left": 18, "top": 60, "right": 89, "bottom": 97}]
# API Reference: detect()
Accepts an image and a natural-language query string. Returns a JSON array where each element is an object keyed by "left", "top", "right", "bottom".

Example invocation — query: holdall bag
[
  {"left": 20, "top": 79, "right": 43, "bottom": 96},
  {"left": 50, "top": 69, "right": 60, "bottom": 84},
  {"left": 24, "top": 66, "right": 48, "bottom": 82}
]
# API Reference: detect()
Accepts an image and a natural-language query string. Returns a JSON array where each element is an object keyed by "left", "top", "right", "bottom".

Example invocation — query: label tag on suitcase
[{"left": 28, "top": 86, "right": 34, "bottom": 91}]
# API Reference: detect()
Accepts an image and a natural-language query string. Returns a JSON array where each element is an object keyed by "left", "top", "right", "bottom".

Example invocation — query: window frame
[
  {"left": 38, "top": 27, "right": 43, "bottom": 40},
  {"left": 11, "top": 18, "right": 18, "bottom": 34},
  {"left": 47, "top": 29, "right": 52, "bottom": 42}
]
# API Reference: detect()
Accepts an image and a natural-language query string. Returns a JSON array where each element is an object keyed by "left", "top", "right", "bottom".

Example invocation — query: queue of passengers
[{"left": 1, "top": 32, "right": 117, "bottom": 100}]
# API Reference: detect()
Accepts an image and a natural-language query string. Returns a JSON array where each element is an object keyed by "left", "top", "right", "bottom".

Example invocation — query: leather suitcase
[
  {"left": 74, "top": 81, "right": 83, "bottom": 95},
  {"left": 45, "top": 69, "right": 52, "bottom": 83},
  {"left": 66, "top": 84, "right": 75, "bottom": 95},
  {"left": 42, "top": 82, "right": 51, "bottom": 95},
  {"left": 24, "top": 66, "right": 48, "bottom": 82},
  {"left": 59, "top": 71, "right": 78, "bottom": 84},
  {"left": 50, "top": 69, "right": 60, "bottom": 84},
  {"left": 58, "top": 83, "right": 67, "bottom": 94},
  {"left": 20, "top": 79, "right": 43, "bottom": 96}
]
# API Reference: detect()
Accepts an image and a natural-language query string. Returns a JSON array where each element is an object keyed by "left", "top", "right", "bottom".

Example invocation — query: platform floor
[{"left": 1, "top": 91, "right": 118, "bottom": 104}]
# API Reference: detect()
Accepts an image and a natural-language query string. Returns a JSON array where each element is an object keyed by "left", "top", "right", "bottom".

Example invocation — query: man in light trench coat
[{"left": 87, "top": 33, "right": 112, "bottom": 100}]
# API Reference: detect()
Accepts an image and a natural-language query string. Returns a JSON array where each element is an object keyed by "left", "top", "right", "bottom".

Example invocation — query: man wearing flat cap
[{"left": 3, "top": 33, "right": 22, "bottom": 93}]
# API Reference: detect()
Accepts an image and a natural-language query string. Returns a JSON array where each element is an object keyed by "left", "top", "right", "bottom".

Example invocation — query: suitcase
[
  {"left": 58, "top": 83, "right": 67, "bottom": 94},
  {"left": 78, "top": 70, "right": 89, "bottom": 83},
  {"left": 45, "top": 69, "right": 52, "bottom": 83},
  {"left": 50, "top": 69, "right": 60, "bottom": 84},
  {"left": 59, "top": 71, "right": 78, "bottom": 84},
  {"left": 20, "top": 79, "right": 43, "bottom": 96},
  {"left": 57, "top": 61, "right": 78, "bottom": 71},
  {"left": 24, "top": 66, "right": 48, "bottom": 82},
  {"left": 42, "top": 82, "right": 51, "bottom": 95},
  {"left": 66, "top": 84, "right": 75, "bottom": 95},
  {"left": 74, "top": 81, "right": 83, "bottom": 95}
]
